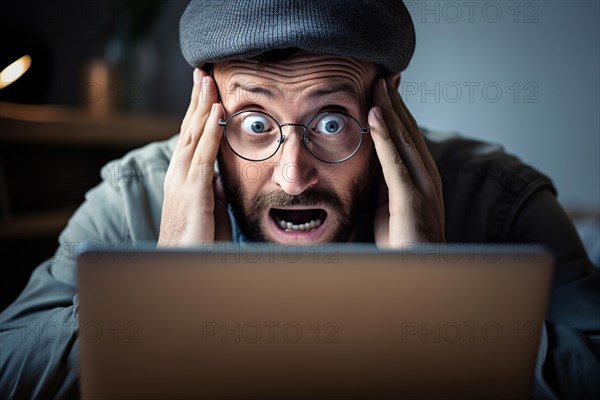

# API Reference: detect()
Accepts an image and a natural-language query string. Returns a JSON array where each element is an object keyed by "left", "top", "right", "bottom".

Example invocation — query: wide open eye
[
  {"left": 315, "top": 114, "right": 346, "bottom": 135},
  {"left": 241, "top": 113, "right": 272, "bottom": 134}
]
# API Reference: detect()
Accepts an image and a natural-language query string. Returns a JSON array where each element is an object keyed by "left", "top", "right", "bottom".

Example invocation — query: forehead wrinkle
[
  {"left": 221, "top": 65, "right": 369, "bottom": 86},
  {"left": 258, "top": 62, "right": 370, "bottom": 78},
  {"left": 218, "top": 57, "right": 375, "bottom": 89},
  {"left": 227, "top": 75, "right": 367, "bottom": 112},
  {"left": 216, "top": 57, "right": 376, "bottom": 111},
  {"left": 229, "top": 80, "right": 357, "bottom": 97},
  {"left": 220, "top": 55, "right": 373, "bottom": 75}
]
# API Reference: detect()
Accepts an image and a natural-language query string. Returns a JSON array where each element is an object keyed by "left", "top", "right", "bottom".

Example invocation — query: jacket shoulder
[
  {"left": 99, "top": 134, "right": 178, "bottom": 188},
  {"left": 422, "top": 128, "right": 556, "bottom": 241}
]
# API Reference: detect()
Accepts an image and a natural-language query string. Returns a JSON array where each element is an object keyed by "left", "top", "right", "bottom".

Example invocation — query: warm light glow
[{"left": 1, "top": 55, "right": 32, "bottom": 89}]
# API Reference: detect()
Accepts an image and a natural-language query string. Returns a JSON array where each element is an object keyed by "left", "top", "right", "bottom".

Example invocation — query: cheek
[
  {"left": 327, "top": 138, "right": 374, "bottom": 188},
  {"left": 349, "top": 134, "right": 375, "bottom": 170},
  {"left": 237, "top": 162, "right": 270, "bottom": 191},
  {"left": 219, "top": 143, "right": 275, "bottom": 196}
]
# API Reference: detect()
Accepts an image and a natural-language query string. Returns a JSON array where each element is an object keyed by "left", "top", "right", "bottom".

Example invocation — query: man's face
[{"left": 213, "top": 52, "right": 380, "bottom": 244}]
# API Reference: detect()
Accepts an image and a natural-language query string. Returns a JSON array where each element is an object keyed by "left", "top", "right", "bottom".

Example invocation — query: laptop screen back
[{"left": 77, "top": 244, "right": 553, "bottom": 399}]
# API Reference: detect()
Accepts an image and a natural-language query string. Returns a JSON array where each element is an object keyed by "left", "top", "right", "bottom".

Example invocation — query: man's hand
[
  {"left": 368, "top": 78, "right": 445, "bottom": 248},
  {"left": 158, "top": 69, "right": 231, "bottom": 246}
]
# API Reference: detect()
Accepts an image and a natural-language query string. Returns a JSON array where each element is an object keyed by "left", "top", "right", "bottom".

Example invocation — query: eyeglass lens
[{"left": 224, "top": 111, "right": 363, "bottom": 163}]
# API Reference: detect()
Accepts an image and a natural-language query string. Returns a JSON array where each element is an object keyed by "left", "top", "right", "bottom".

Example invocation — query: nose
[{"left": 271, "top": 126, "right": 318, "bottom": 195}]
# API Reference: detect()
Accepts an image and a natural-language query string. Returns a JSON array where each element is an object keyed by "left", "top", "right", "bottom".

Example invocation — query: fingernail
[
  {"left": 193, "top": 68, "right": 200, "bottom": 84},
  {"left": 381, "top": 79, "right": 388, "bottom": 94},
  {"left": 372, "top": 106, "right": 382, "bottom": 121},
  {"left": 210, "top": 103, "right": 219, "bottom": 117}
]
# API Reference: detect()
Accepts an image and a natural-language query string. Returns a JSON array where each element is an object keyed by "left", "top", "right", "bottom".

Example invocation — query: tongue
[{"left": 277, "top": 209, "right": 320, "bottom": 224}]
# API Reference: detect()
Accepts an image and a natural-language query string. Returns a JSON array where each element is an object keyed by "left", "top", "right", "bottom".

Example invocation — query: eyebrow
[{"left": 230, "top": 81, "right": 360, "bottom": 101}]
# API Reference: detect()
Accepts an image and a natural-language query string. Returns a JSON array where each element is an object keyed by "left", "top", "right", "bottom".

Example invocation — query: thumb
[{"left": 374, "top": 176, "right": 390, "bottom": 248}]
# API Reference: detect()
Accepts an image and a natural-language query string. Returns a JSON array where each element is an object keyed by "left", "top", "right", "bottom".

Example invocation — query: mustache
[{"left": 252, "top": 188, "right": 344, "bottom": 210}]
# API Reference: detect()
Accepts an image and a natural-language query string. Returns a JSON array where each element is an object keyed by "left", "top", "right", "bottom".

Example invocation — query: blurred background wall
[{"left": 405, "top": 0, "right": 599, "bottom": 212}]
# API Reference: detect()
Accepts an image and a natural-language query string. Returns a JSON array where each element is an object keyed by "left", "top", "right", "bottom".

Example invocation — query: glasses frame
[{"left": 218, "top": 109, "right": 370, "bottom": 164}]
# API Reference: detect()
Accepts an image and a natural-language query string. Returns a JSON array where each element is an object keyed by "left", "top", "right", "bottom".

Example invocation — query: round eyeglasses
[{"left": 218, "top": 110, "right": 370, "bottom": 163}]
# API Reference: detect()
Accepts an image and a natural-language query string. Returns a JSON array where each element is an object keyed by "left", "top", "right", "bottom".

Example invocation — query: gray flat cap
[{"left": 180, "top": 0, "right": 416, "bottom": 72}]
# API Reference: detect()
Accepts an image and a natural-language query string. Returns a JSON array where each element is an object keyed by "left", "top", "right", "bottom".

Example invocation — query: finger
[
  {"left": 374, "top": 176, "right": 390, "bottom": 247},
  {"left": 368, "top": 105, "right": 414, "bottom": 217},
  {"left": 188, "top": 74, "right": 220, "bottom": 143},
  {"left": 374, "top": 205, "right": 390, "bottom": 248},
  {"left": 180, "top": 68, "right": 209, "bottom": 138},
  {"left": 385, "top": 77, "right": 420, "bottom": 133},
  {"left": 384, "top": 76, "right": 437, "bottom": 171},
  {"left": 373, "top": 79, "right": 434, "bottom": 200},
  {"left": 387, "top": 80, "right": 444, "bottom": 218},
  {"left": 384, "top": 77, "right": 443, "bottom": 202},
  {"left": 171, "top": 75, "right": 221, "bottom": 185},
  {"left": 384, "top": 79, "right": 445, "bottom": 241},
  {"left": 188, "top": 103, "right": 224, "bottom": 183}
]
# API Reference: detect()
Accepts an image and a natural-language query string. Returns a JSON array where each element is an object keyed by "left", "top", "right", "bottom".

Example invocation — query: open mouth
[{"left": 270, "top": 208, "right": 327, "bottom": 232}]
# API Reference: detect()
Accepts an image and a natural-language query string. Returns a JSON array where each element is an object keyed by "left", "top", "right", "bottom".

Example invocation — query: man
[
  {"left": 159, "top": 52, "right": 444, "bottom": 247},
  {"left": 1, "top": 1, "right": 598, "bottom": 398}
]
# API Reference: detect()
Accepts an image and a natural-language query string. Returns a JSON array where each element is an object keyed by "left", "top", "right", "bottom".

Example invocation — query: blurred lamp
[
  {"left": 1, "top": 55, "right": 32, "bottom": 89},
  {"left": 0, "top": 23, "right": 51, "bottom": 104}
]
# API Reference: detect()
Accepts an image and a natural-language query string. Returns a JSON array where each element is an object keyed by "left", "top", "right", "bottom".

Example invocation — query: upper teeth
[{"left": 276, "top": 217, "right": 322, "bottom": 231}]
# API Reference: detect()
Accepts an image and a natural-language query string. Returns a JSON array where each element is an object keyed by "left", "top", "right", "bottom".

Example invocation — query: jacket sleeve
[
  {"left": 0, "top": 137, "right": 172, "bottom": 399},
  {"left": 0, "top": 179, "right": 129, "bottom": 399},
  {"left": 508, "top": 188, "right": 600, "bottom": 399}
]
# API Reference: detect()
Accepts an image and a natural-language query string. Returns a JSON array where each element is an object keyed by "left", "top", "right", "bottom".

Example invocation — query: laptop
[{"left": 77, "top": 243, "right": 553, "bottom": 399}]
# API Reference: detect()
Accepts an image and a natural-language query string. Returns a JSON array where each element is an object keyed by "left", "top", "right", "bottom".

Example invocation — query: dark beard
[{"left": 218, "top": 150, "right": 380, "bottom": 243}]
